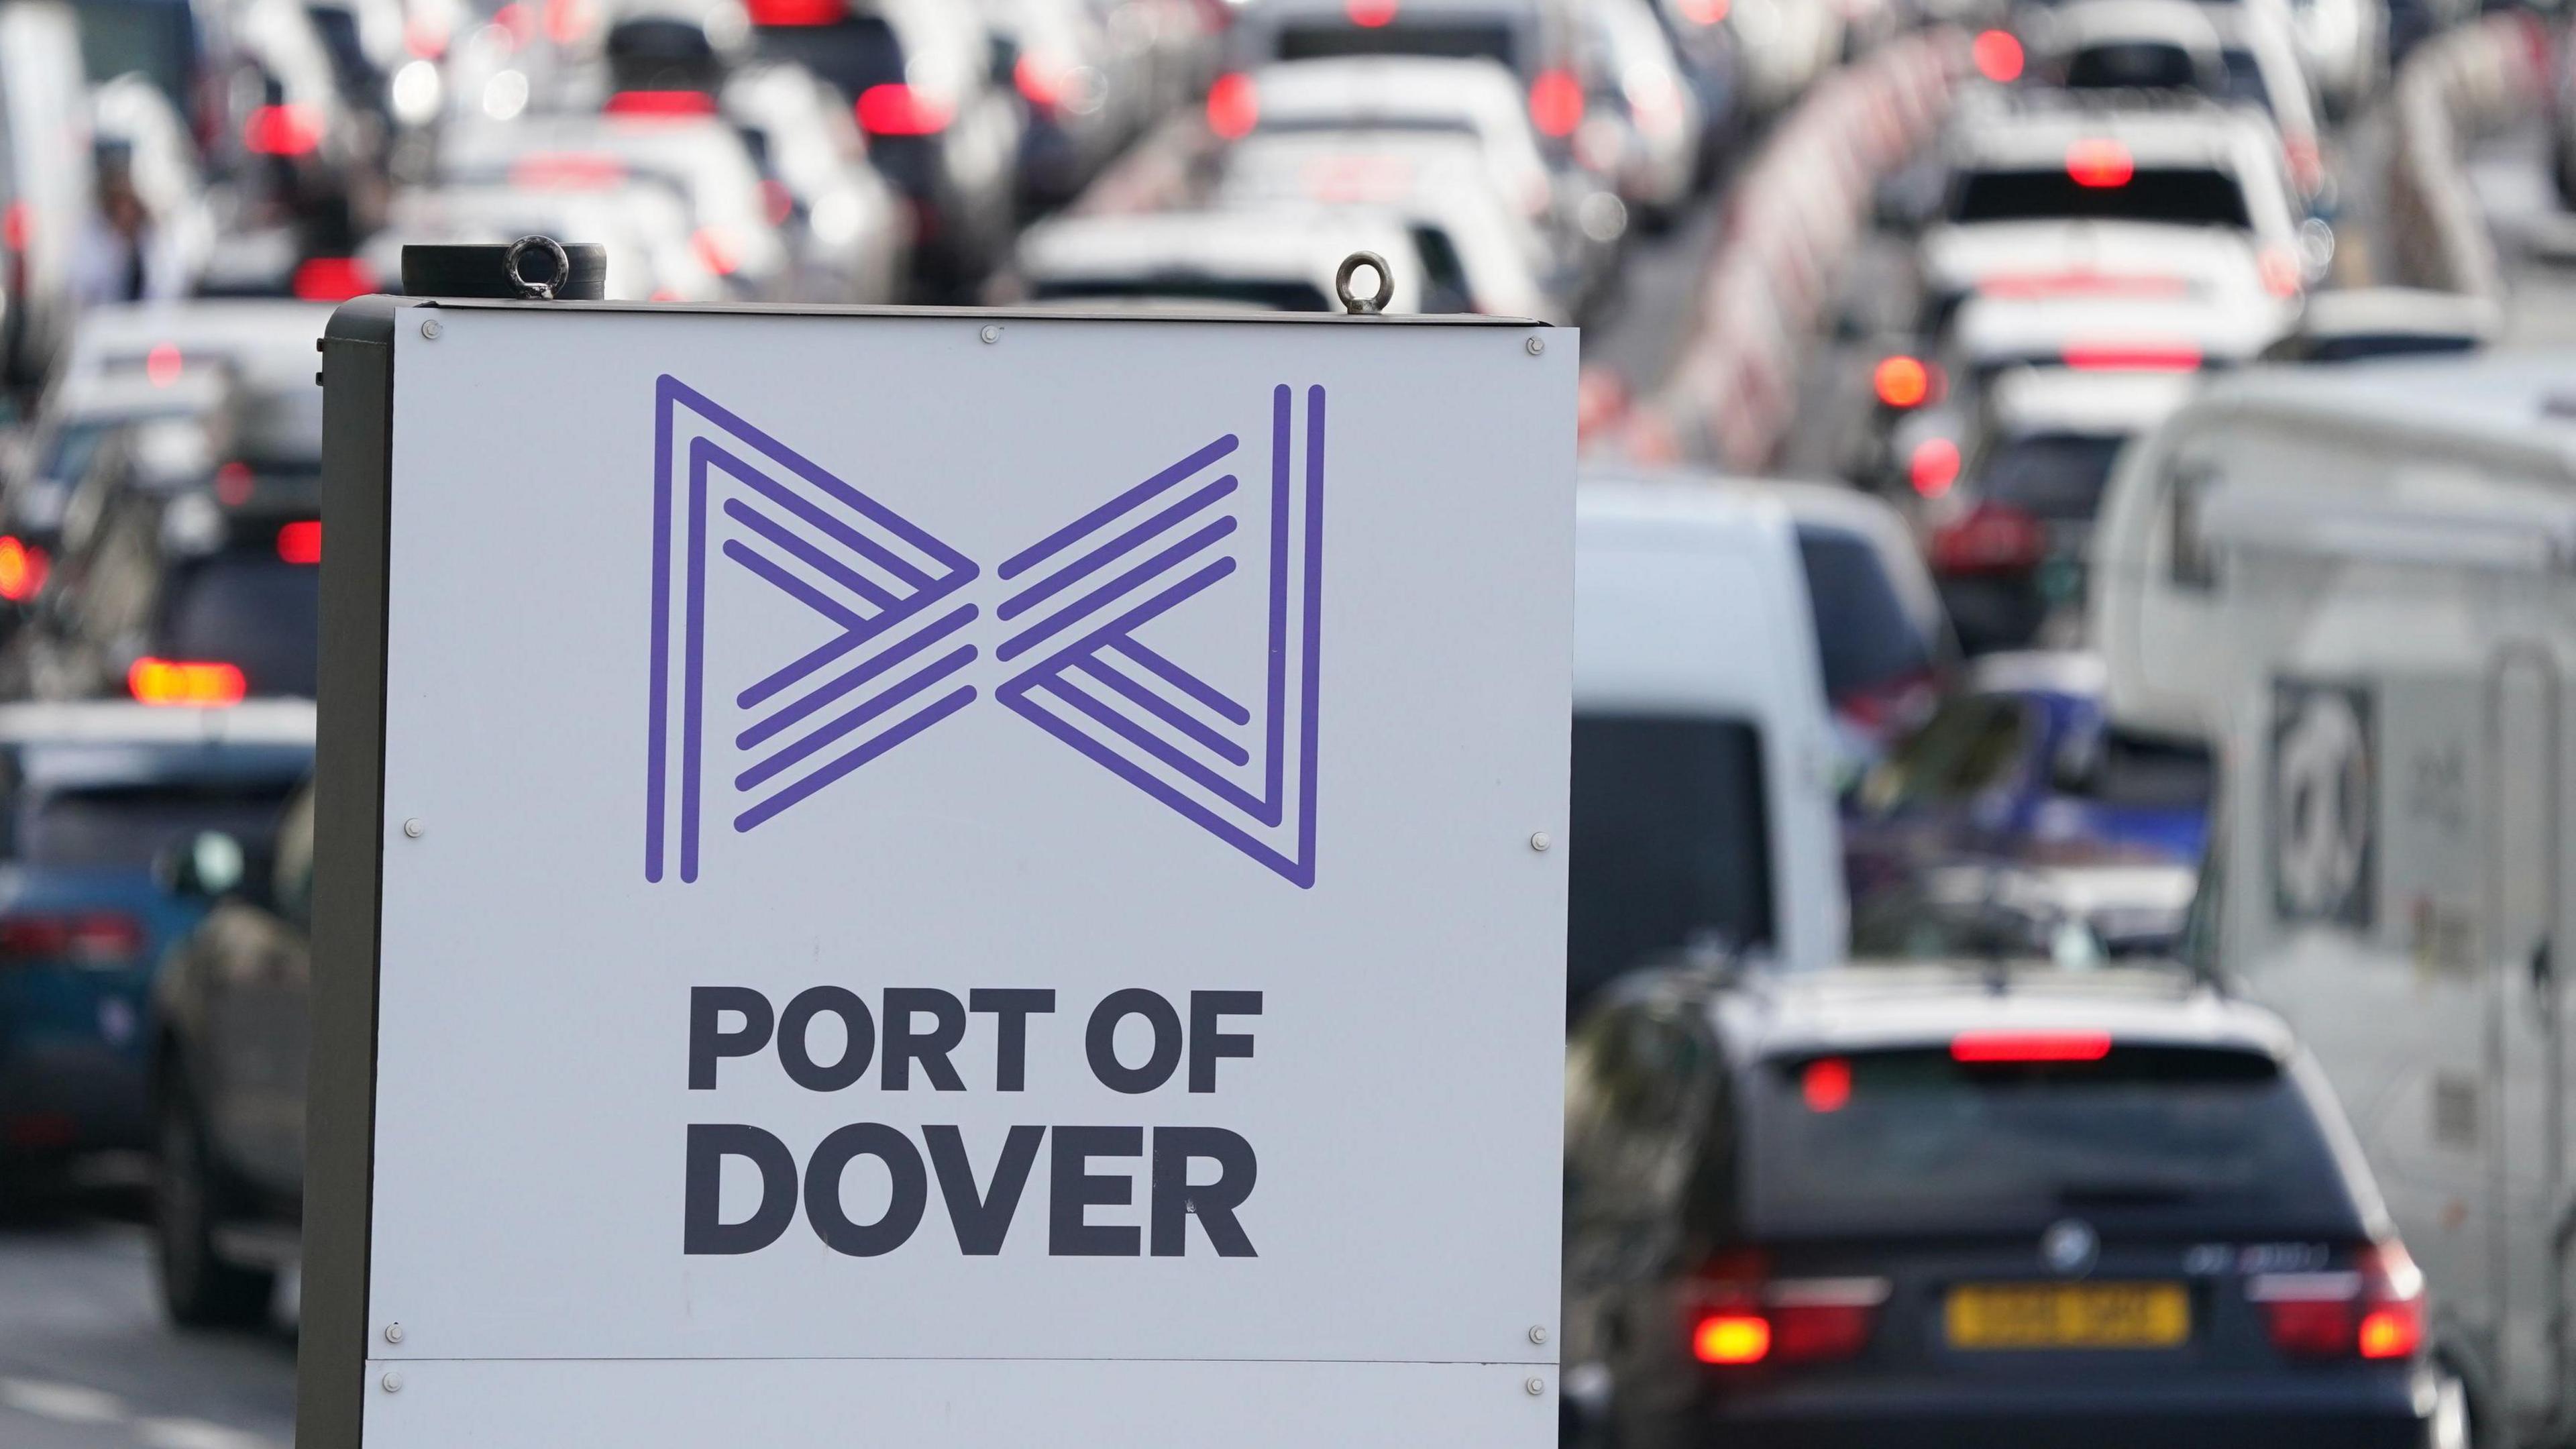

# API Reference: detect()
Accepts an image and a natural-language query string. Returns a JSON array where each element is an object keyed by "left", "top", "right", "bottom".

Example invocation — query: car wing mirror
[{"left": 157, "top": 829, "right": 249, "bottom": 901}]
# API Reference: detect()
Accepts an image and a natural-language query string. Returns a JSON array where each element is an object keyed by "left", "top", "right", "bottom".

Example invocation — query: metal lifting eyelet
[
  {"left": 504, "top": 235, "right": 572, "bottom": 301},
  {"left": 1336, "top": 251, "right": 1393, "bottom": 316}
]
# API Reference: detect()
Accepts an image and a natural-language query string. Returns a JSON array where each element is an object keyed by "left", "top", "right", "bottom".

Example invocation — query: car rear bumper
[
  {"left": 1707, "top": 1371, "right": 2432, "bottom": 1449},
  {"left": 0, "top": 1036, "right": 150, "bottom": 1154}
]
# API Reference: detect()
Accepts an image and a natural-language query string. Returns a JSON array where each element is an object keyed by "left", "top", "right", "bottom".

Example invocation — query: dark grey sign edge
[{"left": 300, "top": 294, "right": 398, "bottom": 1448}]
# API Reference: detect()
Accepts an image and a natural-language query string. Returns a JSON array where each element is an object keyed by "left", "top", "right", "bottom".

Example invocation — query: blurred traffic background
[{"left": 0, "top": 0, "right": 2571, "bottom": 1442}]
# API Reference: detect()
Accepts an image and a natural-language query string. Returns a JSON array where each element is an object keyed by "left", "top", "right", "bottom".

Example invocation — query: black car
[
  {"left": 150, "top": 777, "right": 311, "bottom": 1325},
  {"left": 1562, "top": 963, "right": 2460, "bottom": 1449}
]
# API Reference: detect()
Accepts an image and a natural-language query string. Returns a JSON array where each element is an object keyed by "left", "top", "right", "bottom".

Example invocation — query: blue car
[
  {"left": 0, "top": 700, "right": 312, "bottom": 1191},
  {"left": 1843, "top": 651, "right": 2212, "bottom": 908}
]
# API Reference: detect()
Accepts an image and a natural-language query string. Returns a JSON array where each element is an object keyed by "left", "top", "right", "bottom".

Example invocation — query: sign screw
[
  {"left": 384, "top": 1323, "right": 405, "bottom": 1344},
  {"left": 1528, "top": 1326, "right": 1549, "bottom": 1345},
  {"left": 1524, "top": 335, "right": 1544, "bottom": 356},
  {"left": 1529, "top": 831, "right": 1550, "bottom": 852},
  {"left": 402, "top": 818, "right": 425, "bottom": 839},
  {"left": 979, "top": 325, "right": 1002, "bottom": 344},
  {"left": 1524, "top": 1377, "right": 1546, "bottom": 1397},
  {"left": 419, "top": 319, "right": 442, "bottom": 340},
  {"left": 381, "top": 1373, "right": 404, "bottom": 1394}
]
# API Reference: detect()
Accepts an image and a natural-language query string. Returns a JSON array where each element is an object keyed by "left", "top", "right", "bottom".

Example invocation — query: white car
[
  {"left": 1011, "top": 209, "right": 1426, "bottom": 313},
  {"left": 1949, "top": 265, "right": 2297, "bottom": 378},
  {"left": 1212, "top": 129, "right": 1564, "bottom": 320},
  {"left": 368, "top": 183, "right": 730, "bottom": 301},
  {"left": 1921, "top": 101, "right": 2313, "bottom": 329},
  {"left": 722, "top": 61, "right": 912, "bottom": 303},
  {"left": 2032, "top": 0, "right": 2323, "bottom": 199},
  {"left": 2259, "top": 286, "right": 2496, "bottom": 362},
  {"left": 1581, "top": 0, "right": 1703, "bottom": 226}
]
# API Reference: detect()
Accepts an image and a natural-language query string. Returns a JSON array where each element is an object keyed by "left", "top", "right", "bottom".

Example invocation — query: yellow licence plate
[{"left": 1944, "top": 1282, "right": 2190, "bottom": 1350}]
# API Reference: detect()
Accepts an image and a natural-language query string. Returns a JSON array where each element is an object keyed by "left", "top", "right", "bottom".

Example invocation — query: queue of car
[{"left": 0, "top": 0, "right": 2553, "bottom": 1442}]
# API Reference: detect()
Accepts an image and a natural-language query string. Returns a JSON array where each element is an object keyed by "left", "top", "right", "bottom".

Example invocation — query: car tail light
[
  {"left": 1908, "top": 437, "right": 1961, "bottom": 498},
  {"left": 1015, "top": 53, "right": 1065, "bottom": 109},
  {"left": 405, "top": 15, "right": 449, "bottom": 56},
  {"left": 217, "top": 462, "right": 256, "bottom": 506},
  {"left": 0, "top": 535, "right": 48, "bottom": 602},
  {"left": 1834, "top": 665, "right": 1939, "bottom": 739},
  {"left": 2284, "top": 137, "right": 2322, "bottom": 195},
  {"left": 2258, "top": 246, "right": 2302, "bottom": 299},
  {"left": 1529, "top": 69, "right": 1585, "bottom": 139},
  {"left": 1979, "top": 270, "right": 2188, "bottom": 300},
  {"left": 1677, "top": 0, "right": 1727, "bottom": 21},
  {"left": 746, "top": 0, "right": 840, "bottom": 21},
  {"left": 128, "top": 657, "right": 248, "bottom": 707},
  {"left": 543, "top": 0, "right": 592, "bottom": 44},
  {"left": 1206, "top": 72, "right": 1258, "bottom": 140},
  {"left": 1974, "top": 29, "right": 2023, "bottom": 82},
  {"left": 146, "top": 342, "right": 183, "bottom": 386},
  {"left": 1873, "top": 355, "right": 1934, "bottom": 409},
  {"left": 1950, "top": 1029, "right": 2111, "bottom": 1061},
  {"left": 1347, "top": 0, "right": 1397, "bottom": 23},
  {"left": 2253, "top": 1241, "right": 2424, "bottom": 1359},
  {"left": 2065, "top": 139, "right": 2133, "bottom": 188},
  {"left": 1687, "top": 1253, "right": 1887, "bottom": 1367},
  {"left": 1801, "top": 1057, "right": 1851, "bottom": 1112},
  {"left": 761, "top": 178, "right": 796, "bottom": 227},
  {"left": 510, "top": 152, "right": 626, "bottom": 189},
  {"left": 693, "top": 226, "right": 742, "bottom": 277},
  {"left": 291, "top": 256, "right": 376, "bottom": 301},
  {"left": 857, "top": 83, "right": 952, "bottom": 136},
  {"left": 277, "top": 520, "right": 323, "bottom": 565},
  {"left": 0, "top": 199, "right": 28, "bottom": 253},
  {"left": 244, "top": 103, "right": 323, "bottom": 157},
  {"left": 605, "top": 89, "right": 718, "bottom": 117},
  {"left": 2063, "top": 341, "right": 2202, "bottom": 372},
  {"left": 0, "top": 911, "right": 147, "bottom": 965}
]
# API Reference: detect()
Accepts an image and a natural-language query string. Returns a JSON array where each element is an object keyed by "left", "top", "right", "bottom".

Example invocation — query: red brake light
[
  {"left": 1949, "top": 1030, "right": 2112, "bottom": 1062},
  {"left": 1979, "top": 270, "right": 2190, "bottom": 301},
  {"left": 1015, "top": 54, "right": 1064, "bottom": 109},
  {"left": 0, "top": 911, "right": 146, "bottom": 964},
  {"left": 2258, "top": 246, "right": 2302, "bottom": 299},
  {"left": 2065, "top": 140, "right": 2133, "bottom": 188},
  {"left": 1676, "top": 0, "right": 1728, "bottom": 20},
  {"left": 1529, "top": 68, "right": 1585, "bottom": 139},
  {"left": 1801, "top": 1057, "right": 1851, "bottom": 1112},
  {"left": 2062, "top": 341, "right": 2202, "bottom": 372},
  {"left": 244, "top": 103, "right": 323, "bottom": 157},
  {"left": 1770, "top": 1297, "right": 1880, "bottom": 1361},
  {"left": 128, "top": 657, "right": 248, "bottom": 707},
  {"left": 605, "top": 89, "right": 718, "bottom": 117},
  {"left": 1873, "top": 355, "right": 1933, "bottom": 409},
  {"left": 1347, "top": 0, "right": 1397, "bottom": 23},
  {"left": 1693, "top": 1313, "right": 1770, "bottom": 1364},
  {"left": 2255, "top": 1242, "right": 2423, "bottom": 1360},
  {"left": 146, "top": 343, "right": 183, "bottom": 387},
  {"left": 692, "top": 227, "right": 742, "bottom": 277},
  {"left": 0, "top": 536, "right": 49, "bottom": 602},
  {"left": 0, "top": 200, "right": 28, "bottom": 253},
  {"left": 746, "top": 0, "right": 843, "bottom": 23},
  {"left": 857, "top": 84, "right": 953, "bottom": 136},
  {"left": 291, "top": 256, "right": 376, "bottom": 301},
  {"left": 1207, "top": 72, "right": 1258, "bottom": 140},
  {"left": 217, "top": 462, "right": 255, "bottom": 506},
  {"left": 277, "top": 520, "right": 322, "bottom": 565},
  {"left": 1908, "top": 437, "right": 1962, "bottom": 498},
  {"left": 509, "top": 152, "right": 627, "bottom": 189},
  {"left": 543, "top": 0, "right": 592, "bottom": 44},
  {"left": 1974, "top": 29, "right": 2024, "bottom": 82}
]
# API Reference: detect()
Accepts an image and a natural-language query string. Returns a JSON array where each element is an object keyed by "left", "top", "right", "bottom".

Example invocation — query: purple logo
[{"left": 644, "top": 376, "right": 1324, "bottom": 888}]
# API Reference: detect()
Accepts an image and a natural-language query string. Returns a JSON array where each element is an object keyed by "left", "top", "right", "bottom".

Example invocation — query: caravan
[{"left": 2093, "top": 351, "right": 2576, "bottom": 1442}]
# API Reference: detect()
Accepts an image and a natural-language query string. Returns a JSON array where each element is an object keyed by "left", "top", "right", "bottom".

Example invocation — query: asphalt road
[{"left": 0, "top": 1187, "right": 294, "bottom": 1449}]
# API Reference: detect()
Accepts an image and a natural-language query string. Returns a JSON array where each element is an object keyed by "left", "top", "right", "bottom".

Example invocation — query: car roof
[
  {"left": 64, "top": 303, "right": 334, "bottom": 393},
  {"left": 1951, "top": 100, "right": 2263, "bottom": 168},
  {"left": 2045, "top": 0, "right": 2226, "bottom": 50},
  {"left": 1984, "top": 364, "right": 2204, "bottom": 433},
  {"left": 1017, "top": 209, "right": 1419, "bottom": 285},
  {"left": 1243, "top": 0, "right": 1550, "bottom": 16},
  {"left": 1710, "top": 963, "right": 2294, "bottom": 1063},
  {"left": 1970, "top": 647, "right": 2112, "bottom": 697},
  {"left": 50, "top": 366, "right": 237, "bottom": 419},
  {"left": 1250, "top": 56, "right": 1527, "bottom": 113},
  {"left": 2187, "top": 347, "right": 2576, "bottom": 474},
  {"left": 0, "top": 700, "right": 317, "bottom": 748}
]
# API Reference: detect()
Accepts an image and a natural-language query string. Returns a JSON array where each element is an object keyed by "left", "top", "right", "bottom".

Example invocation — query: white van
[
  {"left": 2095, "top": 351, "right": 2576, "bottom": 1439},
  {"left": 1568, "top": 475, "right": 1847, "bottom": 1013}
]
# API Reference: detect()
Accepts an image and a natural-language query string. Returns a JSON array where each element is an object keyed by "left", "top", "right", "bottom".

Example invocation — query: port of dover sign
[{"left": 307, "top": 299, "right": 1576, "bottom": 1447}]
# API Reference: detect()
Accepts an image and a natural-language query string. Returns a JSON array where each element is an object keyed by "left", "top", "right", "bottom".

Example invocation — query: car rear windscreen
[
  {"left": 1795, "top": 525, "right": 1933, "bottom": 700},
  {"left": 2065, "top": 42, "right": 2202, "bottom": 91},
  {"left": 754, "top": 15, "right": 902, "bottom": 97},
  {"left": 1567, "top": 714, "right": 1772, "bottom": 1008},
  {"left": 1981, "top": 433, "right": 2127, "bottom": 521},
  {"left": 1275, "top": 21, "right": 1517, "bottom": 67},
  {"left": 2087, "top": 724, "right": 2214, "bottom": 810},
  {"left": 1030, "top": 279, "right": 1335, "bottom": 312},
  {"left": 19, "top": 781, "right": 300, "bottom": 869},
  {"left": 157, "top": 549, "right": 321, "bottom": 698},
  {"left": 1743, "top": 1045, "right": 2360, "bottom": 1238},
  {"left": 2301, "top": 333, "right": 2481, "bottom": 364},
  {"left": 71, "top": 0, "right": 197, "bottom": 111},
  {"left": 1951, "top": 168, "right": 2251, "bottom": 229}
]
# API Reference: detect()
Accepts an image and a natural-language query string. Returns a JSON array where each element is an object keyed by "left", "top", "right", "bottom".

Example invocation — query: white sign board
[{"left": 323, "top": 301, "right": 1576, "bottom": 1446}]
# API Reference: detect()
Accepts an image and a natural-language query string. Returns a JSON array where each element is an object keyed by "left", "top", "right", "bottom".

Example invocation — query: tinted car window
[
  {"left": 2088, "top": 724, "right": 2214, "bottom": 809},
  {"left": 755, "top": 15, "right": 904, "bottom": 97},
  {"left": 1030, "top": 279, "right": 1336, "bottom": 312},
  {"left": 2218, "top": 48, "right": 2271, "bottom": 111},
  {"left": 157, "top": 550, "right": 321, "bottom": 697},
  {"left": 1743, "top": 1046, "right": 2361, "bottom": 1236},
  {"left": 2300, "top": 333, "right": 2479, "bottom": 364},
  {"left": 1795, "top": 525, "right": 1931, "bottom": 700},
  {"left": 19, "top": 782, "right": 300, "bottom": 869},
  {"left": 71, "top": 0, "right": 198, "bottom": 110},
  {"left": 2065, "top": 42, "right": 2202, "bottom": 90},
  {"left": 1276, "top": 21, "right": 1517, "bottom": 66},
  {"left": 1567, "top": 714, "right": 1773, "bottom": 1006},
  {"left": 1981, "top": 433, "right": 2127, "bottom": 522},
  {"left": 1952, "top": 168, "right": 2251, "bottom": 229}
]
